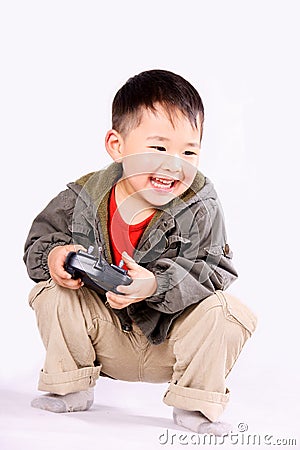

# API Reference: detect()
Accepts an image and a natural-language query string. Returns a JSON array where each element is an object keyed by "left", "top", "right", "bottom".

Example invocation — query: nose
[{"left": 160, "top": 154, "right": 182, "bottom": 173}]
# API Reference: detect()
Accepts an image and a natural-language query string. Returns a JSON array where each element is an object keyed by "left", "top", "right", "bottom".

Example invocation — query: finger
[
  {"left": 73, "top": 244, "right": 86, "bottom": 252},
  {"left": 54, "top": 276, "right": 83, "bottom": 290},
  {"left": 115, "top": 284, "right": 136, "bottom": 295},
  {"left": 60, "top": 269, "right": 73, "bottom": 279},
  {"left": 106, "top": 291, "right": 131, "bottom": 308},
  {"left": 60, "top": 279, "right": 81, "bottom": 288},
  {"left": 121, "top": 251, "right": 135, "bottom": 262},
  {"left": 116, "top": 283, "right": 141, "bottom": 298},
  {"left": 106, "top": 300, "right": 128, "bottom": 309},
  {"left": 54, "top": 268, "right": 72, "bottom": 280},
  {"left": 106, "top": 291, "right": 126, "bottom": 303},
  {"left": 121, "top": 252, "right": 139, "bottom": 269},
  {"left": 54, "top": 258, "right": 72, "bottom": 279}
]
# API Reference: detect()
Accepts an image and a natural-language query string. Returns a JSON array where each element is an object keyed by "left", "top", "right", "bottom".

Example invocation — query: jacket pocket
[
  {"left": 204, "top": 244, "right": 233, "bottom": 261},
  {"left": 162, "top": 235, "right": 191, "bottom": 259},
  {"left": 69, "top": 204, "right": 96, "bottom": 246},
  {"left": 204, "top": 245, "right": 237, "bottom": 289},
  {"left": 28, "top": 279, "right": 55, "bottom": 309}
]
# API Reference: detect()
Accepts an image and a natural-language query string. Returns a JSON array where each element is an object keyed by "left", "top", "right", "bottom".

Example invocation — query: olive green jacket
[{"left": 24, "top": 162, "right": 237, "bottom": 344}]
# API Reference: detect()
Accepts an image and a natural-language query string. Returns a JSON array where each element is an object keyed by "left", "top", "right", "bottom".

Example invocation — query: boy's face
[{"left": 106, "top": 105, "right": 201, "bottom": 208}]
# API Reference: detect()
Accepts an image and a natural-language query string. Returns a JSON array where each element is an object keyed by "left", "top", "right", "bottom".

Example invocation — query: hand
[
  {"left": 105, "top": 251, "right": 157, "bottom": 309},
  {"left": 48, "top": 244, "right": 86, "bottom": 289}
]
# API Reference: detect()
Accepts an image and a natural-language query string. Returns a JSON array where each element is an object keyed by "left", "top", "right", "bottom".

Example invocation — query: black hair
[{"left": 112, "top": 69, "right": 204, "bottom": 138}]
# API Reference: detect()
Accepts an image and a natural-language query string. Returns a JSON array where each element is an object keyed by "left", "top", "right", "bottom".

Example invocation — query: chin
[{"left": 144, "top": 189, "right": 184, "bottom": 207}]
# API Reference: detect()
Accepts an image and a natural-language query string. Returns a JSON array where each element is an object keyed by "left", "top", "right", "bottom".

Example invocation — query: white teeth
[
  {"left": 153, "top": 177, "right": 173, "bottom": 185},
  {"left": 151, "top": 177, "right": 175, "bottom": 189}
]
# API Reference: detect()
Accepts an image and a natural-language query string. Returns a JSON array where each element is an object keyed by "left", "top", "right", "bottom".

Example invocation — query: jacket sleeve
[
  {"left": 23, "top": 189, "right": 77, "bottom": 282},
  {"left": 145, "top": 200, "right": 238, "bottom": 314}
]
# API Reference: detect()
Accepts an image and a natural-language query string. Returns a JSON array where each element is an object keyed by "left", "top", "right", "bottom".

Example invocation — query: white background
[{"left": 0, "top": 1, "right": 299, "bottom": 449}]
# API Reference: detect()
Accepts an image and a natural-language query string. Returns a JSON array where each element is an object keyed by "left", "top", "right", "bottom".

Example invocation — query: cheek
[
  {"left": 122, "top": 153, "right": 162, "bottom": 177},
  {"left": 181, "top": 161, "right": 198, "bottom": 187}
]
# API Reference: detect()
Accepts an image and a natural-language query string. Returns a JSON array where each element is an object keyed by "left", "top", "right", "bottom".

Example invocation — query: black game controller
[{"left": 64, "top": 246, "right": 132, "bottom": 295}]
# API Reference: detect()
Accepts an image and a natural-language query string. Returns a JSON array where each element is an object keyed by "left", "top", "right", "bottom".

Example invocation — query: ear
[{"left": 105, "top": 129, "right": 124, "bottom": 162}]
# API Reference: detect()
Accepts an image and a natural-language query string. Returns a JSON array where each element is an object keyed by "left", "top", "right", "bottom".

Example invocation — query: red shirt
[{"left": 108, "top": 186, "right": 155, "bottom": 269}]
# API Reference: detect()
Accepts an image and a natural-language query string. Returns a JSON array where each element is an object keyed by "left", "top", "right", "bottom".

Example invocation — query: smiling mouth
[{"left": 150, "top": 176, "right": 178, "bottom": 190}]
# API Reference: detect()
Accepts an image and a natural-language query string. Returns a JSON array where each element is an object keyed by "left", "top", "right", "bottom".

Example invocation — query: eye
[
  {"left": 148, "top": 146, "right": 167, "bottom": 152},
  {"left": 184, "top": 150, "right": 197, "bottom": 156}
]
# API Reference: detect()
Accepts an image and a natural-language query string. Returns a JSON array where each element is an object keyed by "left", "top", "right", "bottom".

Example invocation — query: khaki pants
[{"left": 29, "top": 280, "right": 257, "bottom": 421}]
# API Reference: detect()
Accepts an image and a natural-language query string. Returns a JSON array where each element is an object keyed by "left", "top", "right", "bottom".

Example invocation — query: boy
[{"left": 24, "top": 69, "right": 257, "bottom": 435}]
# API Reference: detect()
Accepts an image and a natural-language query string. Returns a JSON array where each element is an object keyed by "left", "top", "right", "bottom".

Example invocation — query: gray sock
[
  {"left": 173, "top": 407, "right": 232, "bottom": 436},
  {"left": 31, "top": 388, "right": 94, "bottom": 413}
]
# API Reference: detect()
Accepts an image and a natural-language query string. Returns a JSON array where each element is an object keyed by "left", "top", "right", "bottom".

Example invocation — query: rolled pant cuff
[
  {"left": 38, "top": 366, "right": 102, "bottom": 395},
  {"left": 163, "top": 383, "right": 230, "bottom": 422}
]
